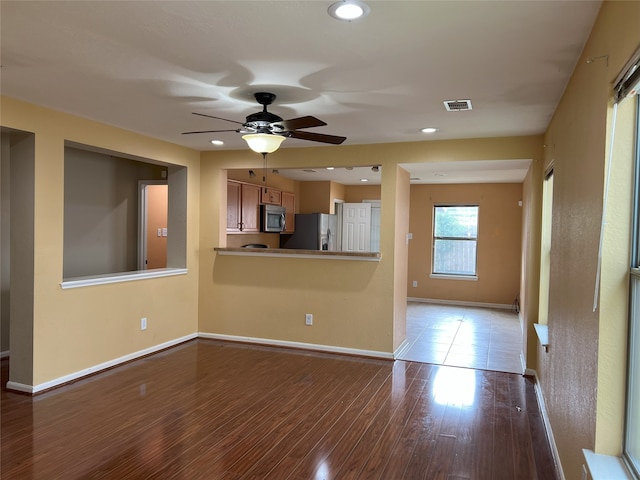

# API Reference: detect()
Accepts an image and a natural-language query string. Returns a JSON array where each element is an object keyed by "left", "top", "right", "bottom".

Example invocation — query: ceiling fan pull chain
[{"left": 262, "top": 152, "right": 268, "bottom": 191}]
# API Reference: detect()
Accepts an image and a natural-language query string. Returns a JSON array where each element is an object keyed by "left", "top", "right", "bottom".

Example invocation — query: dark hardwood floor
[{"left": 1, "top": 339, "right": 557, "bottom": 479}]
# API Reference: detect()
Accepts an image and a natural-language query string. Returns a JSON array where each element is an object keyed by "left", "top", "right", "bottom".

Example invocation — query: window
[
  {"left": 619, "top": 45, "right": 640, "bottom": 478},
  {"left": 538, "top": 168, "right": 554, "bottom": 325},
  {"left": 625, "top": 93, "right": 640, "bottom": 479},
  {"left": 432, "top": 205, "right": 478, "bottom": 277}
]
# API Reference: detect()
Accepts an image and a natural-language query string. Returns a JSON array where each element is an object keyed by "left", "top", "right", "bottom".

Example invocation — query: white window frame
[
  {"left": 431, "top": 204, "right": 479, "bottom": 279},
  {"left": 625, "top": 93, "right": 640, "bottom": 479}
]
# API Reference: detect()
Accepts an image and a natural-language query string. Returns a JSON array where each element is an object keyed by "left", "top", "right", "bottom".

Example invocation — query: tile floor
[{"left": 397, "top": 302, "right": 523, "bottom": 374}]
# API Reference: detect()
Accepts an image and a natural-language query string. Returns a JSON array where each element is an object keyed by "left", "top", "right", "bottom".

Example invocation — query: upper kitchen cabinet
[
  {"left": 227, "top": 180, "right": 260, "bottom": 233},
  {"left": 261, "top": 187, "right": 281, "bottom": 206},
  {"left": 281, "top": 191, "right": 295, "bottom": 234}
]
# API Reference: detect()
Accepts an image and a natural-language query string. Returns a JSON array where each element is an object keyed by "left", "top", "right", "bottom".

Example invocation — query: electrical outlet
[
  {"left": 412, "top": 280, "right": 418, "bottom": 287},
  {"left": 305, "top": 313, "right": 313, "bottom": 326},
  {"left": 141, "top": 317, "right": 147, "bottom": 330}
]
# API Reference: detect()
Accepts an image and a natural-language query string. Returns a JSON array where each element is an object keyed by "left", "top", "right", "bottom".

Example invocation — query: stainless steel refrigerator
[{"left": 280, "top": 213, "right": 338, "bottom": 251}]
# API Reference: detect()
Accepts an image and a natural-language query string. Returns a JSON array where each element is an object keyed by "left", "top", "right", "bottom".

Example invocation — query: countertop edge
[{"left": 213, "top": 247, "right": 381, "bottom": 261}]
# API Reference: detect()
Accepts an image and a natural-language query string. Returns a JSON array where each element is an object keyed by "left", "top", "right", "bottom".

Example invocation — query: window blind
[{"left": 614, "top": 45, "right": 640, "bottom": 102}]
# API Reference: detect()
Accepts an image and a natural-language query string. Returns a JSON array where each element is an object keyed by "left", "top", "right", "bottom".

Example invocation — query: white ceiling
[{"left": 0, "top": 1, "right": 601, "bottom": 184}]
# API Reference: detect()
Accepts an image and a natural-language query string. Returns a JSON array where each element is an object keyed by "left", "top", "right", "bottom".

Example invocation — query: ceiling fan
[{"left": 182, "top": 92, "right": 347, "bottom": 152}]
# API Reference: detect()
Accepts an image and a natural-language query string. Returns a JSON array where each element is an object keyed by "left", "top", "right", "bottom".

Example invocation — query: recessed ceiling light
[
  {"left": 210, "top": 139, "right": 224, "bottom": 146},
  {"left": 326, "top": 167, "right": 335, "bottom": 170},
  {"left": 328, "top": 1, "right": 370, "bottom": 21},
  {"left": 360, "top": 178, "right": 369, "bottom": 182},
  {"left": 421, "top": 127, "right": 438, "bottom": 134}
]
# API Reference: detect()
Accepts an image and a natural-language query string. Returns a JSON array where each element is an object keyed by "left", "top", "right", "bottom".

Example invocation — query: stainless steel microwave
[{"left": 261, "top": 204, "right": 286, "bottom": 232}]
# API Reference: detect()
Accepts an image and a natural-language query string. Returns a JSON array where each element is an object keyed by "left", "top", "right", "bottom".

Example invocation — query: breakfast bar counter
[{"left": 214, "top": 247, "right": 381, "bottom": 262}]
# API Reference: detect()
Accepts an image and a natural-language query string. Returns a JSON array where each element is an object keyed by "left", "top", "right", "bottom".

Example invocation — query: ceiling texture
[{"left": 0, "top": 1, "right": 602, "bottom": 184}]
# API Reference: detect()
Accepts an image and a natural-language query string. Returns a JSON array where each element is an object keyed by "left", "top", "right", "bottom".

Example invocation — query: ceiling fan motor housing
[{"left": 246, "top": 92, "right": 284, "bottom": 133}]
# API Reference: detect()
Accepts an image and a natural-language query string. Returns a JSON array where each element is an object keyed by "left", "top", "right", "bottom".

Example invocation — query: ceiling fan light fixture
[
  {"left": 328, "top": 1, "right": 370, "bottom": 21},
  {"left": 242, "top": 133, "right": 286, "bottom": 154}
]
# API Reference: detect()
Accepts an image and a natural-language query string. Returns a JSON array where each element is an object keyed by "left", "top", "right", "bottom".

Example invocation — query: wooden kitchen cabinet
[
  {"left": 281, "top": 191, "right": 295, "bottom": 233},
  {"left": 261, "top": 187, "right": 282, "bottom": 206},
  {"left": 227, "top": 181, "right": 242, "bottom": 232},
  {"left": 227, "top": 181, "right": 260, "bottom": 233}
]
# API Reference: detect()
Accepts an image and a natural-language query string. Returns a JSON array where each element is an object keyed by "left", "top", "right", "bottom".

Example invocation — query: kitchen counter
[{"left": 213, "top": 247, "right": 381, "bottom": 261}]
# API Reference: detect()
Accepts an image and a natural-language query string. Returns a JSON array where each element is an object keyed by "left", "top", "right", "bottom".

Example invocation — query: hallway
[{"left": 397, "top": 302, "right": 523, "bottom": 374}]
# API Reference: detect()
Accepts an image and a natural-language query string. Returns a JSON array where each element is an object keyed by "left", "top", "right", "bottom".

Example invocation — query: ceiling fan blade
[
  {"left": 192, "top": 112, "right": 245, "bottom": 125},
  {"left": 275, "top": 116, "right": 327, "bottom": 131},
  {"left": 181, "top": 129, "right": 239, "bottom": 135},
  {"left": 288, "top": 130, "right": 346, "bottom": 145}
]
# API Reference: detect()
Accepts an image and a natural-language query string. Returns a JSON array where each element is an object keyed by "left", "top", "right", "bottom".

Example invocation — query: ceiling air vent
[{"left": 443, "top": 99, "right": 472, "bottom": 111}]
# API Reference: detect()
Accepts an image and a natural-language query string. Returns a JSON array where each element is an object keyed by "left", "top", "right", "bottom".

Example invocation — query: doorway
[
  {"left": 0, "top": 128, "right": 36, "bottom": 387},
  {"left": 138, "top": 181, "right": 168, "bottom": 270}
]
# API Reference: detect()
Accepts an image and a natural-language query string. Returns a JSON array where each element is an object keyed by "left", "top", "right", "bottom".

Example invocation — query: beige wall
[
  {"left": 393, "top": 166, "right": 410, "bottom": 351},
  {"left": 227, "top": 168, "right": 299, "bottom": 196},
  {"left": 146, "top": 184, "right": 168, "bottom": 269},
  {"left": 198, "top": 137, "right": 542, "bottom": 357},
  {"left": 407, "top": 183, "right": 523, "bottom": 306},
  {"left": 537, "top": 1, "right": 640, "bottom": 478},
  {"left": 344, "top": 184, "right": 381, "bottom": 203},
  {"left": 0, "top": 97, "right": 201, "bottom": 387},
  {"left": 5, "top": 132, "right": 36, "bottom": 385},
  {"left": 520, "top": 160, "right": 543, "bottom": 375},
  {"left": 299, "top": 181, "right": 333, "bottom": 213}
]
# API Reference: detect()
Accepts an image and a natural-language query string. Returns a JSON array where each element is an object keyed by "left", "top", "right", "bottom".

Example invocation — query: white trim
[
  {"left": 533, "top": 323, "right": 549, "bottom": 352},
  {"left": 530, "top": 369, "right": 565, "bottom": 480},
  {"left": 198, "top": 332, "right": 394, "bottom": 360},
  {"left": 6, "top": 333, "right": 197, "bottom": 394},
  {"left": 61, "top": 268, "right": 187, "bottom": 289},
  {"left": 0, "top": 350, "right": 9, "bottom": 359},
  {"left": 429, "top": 273, "right": 478, "bottom": 281},
  {"left": 583, "top": 449, "right": 633, "bottom": 479},
  {"left": 520, "top": 352, "right": 528, "bottom": 375},
  {"left": 407, "top": 297, "right": 513, "bottom": 310},
  {"left": 6, "top": 381, "right": 33, "bottom": 393}
]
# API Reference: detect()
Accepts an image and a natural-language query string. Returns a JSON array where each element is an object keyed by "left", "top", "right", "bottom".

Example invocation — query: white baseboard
[
  {"left": 6, "top": 332, "right": 395, "bottom": 395},
  {"left": 6, "top": 333, "right": 197, "bottom": 395},
  {"left": 0, "top": 350, "right": 9, "bottom": 359},
  {"left": 407, "top": 297, "right": 513, "bottom": 310},
  {"left": 530, "top": 369, "right": 565, "bottom": 480},
  {"left": 198, "top": 332, "right": 395, "bottom": 360}
]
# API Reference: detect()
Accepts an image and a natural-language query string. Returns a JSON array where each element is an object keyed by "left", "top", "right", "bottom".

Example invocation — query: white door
[{"left": 341, "top": 203, "right": 371, "bottom": 252}]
